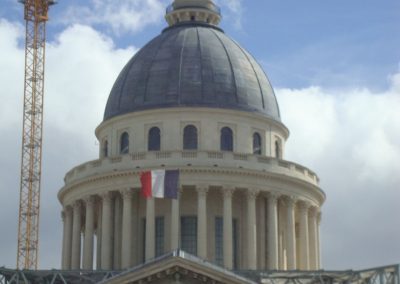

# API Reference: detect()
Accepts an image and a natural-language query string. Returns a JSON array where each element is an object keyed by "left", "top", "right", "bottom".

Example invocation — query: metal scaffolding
[
  {"left": 0, "top": 265, "right": 398, "bottom": 284},
  {"left": 239, "top": 265, "right": 400, "bottom": 284}
]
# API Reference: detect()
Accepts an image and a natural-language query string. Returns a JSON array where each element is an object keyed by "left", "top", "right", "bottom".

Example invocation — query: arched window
[
  {"left": 148, "top": 127, "right": 161, "bottom": 151},
  {"left": 183, "top": 125, "right": 198, "bottom": 150},
  {"left": 220, "top": 127, "right": 233, "bottom": 152},
  {"left": 103, "top": 140, "right": 108, "bottom": 158},
  {"left": 120, "top": 132, "right": 129, "bottom": 154},
  {"left": 253, "top": 132, "right": 262, "bottom": 155},
  {"left": 275, "top": 140, "right": 281, "bottom": 159}
]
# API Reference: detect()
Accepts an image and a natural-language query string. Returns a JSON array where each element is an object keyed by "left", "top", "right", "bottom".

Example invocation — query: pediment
[{"left": 102, "top": 251, "right": 256, "bottom": 284}]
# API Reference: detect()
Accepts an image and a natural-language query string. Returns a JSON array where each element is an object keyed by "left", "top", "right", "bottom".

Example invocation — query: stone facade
[{"left": 58, "top": 108, "right": 324, "bottom": 271}]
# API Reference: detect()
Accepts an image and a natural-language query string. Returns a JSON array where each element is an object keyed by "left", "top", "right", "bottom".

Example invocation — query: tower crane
[{"left": 16, "top": 0, "right": 55, "bottom": 270}]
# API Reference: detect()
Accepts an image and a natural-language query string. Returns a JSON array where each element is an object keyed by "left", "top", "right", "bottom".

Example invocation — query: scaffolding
[{"left": 0, "top": 264, "right": 398, "bottom": 284}]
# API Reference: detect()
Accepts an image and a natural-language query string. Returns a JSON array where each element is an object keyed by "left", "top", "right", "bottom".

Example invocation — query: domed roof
[{"left": 104, "top": 23, "right": 281, "bottom": 121}]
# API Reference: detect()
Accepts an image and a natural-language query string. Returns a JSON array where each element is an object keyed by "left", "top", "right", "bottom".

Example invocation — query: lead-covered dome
[{"left": 104, "top": 20, "right": 281, "bottom": 122}]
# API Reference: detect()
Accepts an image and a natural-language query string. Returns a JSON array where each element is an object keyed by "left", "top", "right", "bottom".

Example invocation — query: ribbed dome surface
[{"left": 104, "top": 23, "right": 281, "bottom": 121}]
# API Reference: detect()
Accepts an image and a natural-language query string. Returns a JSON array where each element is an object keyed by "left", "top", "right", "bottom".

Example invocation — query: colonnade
[{"left": 61, "top": 186, "right": 321, "bottom": 271}]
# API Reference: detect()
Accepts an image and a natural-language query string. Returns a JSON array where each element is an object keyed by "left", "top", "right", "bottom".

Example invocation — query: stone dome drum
[{"left": 104, "top": 23, "right": 281, "bottom": 122}]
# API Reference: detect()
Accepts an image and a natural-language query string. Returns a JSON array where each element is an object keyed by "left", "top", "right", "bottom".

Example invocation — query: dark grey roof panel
[{"left": 104, "top": 24, "right": 281, "bottom": 121}]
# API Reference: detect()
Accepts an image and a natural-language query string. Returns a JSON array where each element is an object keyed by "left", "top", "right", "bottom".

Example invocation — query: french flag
[{"left": 140, "top": 169, "right": 179, "bottom": 199}]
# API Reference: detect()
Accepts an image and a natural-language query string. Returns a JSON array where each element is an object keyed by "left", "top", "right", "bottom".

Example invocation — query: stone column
[
  {"left": 83, "top": 196, "right": 95, "bottom": 270},
  {"left": 246, "top": 189, "right": 259, "bottom": 270},
  {"left": 298, "top": 201, "right": 310, "bottom": 270},
  {"left": 113, "top": 195, "right": 122, "bottom": 269},
  {"left": 71, "top": 201, "right": 82, "bottom": 270},
  {"left": 101, "top": 192, "right": 113, "bottom": 270},
  {"left": 308, "top": 207, "right": 319, "bottom": 270},
  {"left": 317, "top": 212, "right": 322, "bottom": 269},
  {"left": 61, "top": 211, "right": 66, "bottom": 269},
  {"left": 96, "top": 202, "right": 102, "bottom": 269},
  {"left": 145, "top": 197, "right": 155, "bottom": 261},
  {"left": 278, "top": 201, "right": 285, "bottom": 270},
  {"left": 171, "top": 189, "right": 181, "bottom": 251},
  {"left": 64, "top": 206, "right": 73, "bottom": 270},
  {"left": 267, "top": 193, "right": 279, "bottom": 270},
  {"left": 223, "top": 187, "right": 234, "bottom": 269},
  {"left": 285, "top": 196, "right": 297, "bottom": 270},
  {"left": 121, "top": 189, "right": 133, "bottom": 269},
  {"left": 257, "top": 196, "right": 266, "bottom": 269},
  {"left": 197, "top": 186, "right": 208, "bottom": 259}
]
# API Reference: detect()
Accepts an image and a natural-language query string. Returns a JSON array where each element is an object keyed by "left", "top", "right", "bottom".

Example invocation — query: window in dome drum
[
  {"left": 148, "top": 127, "right": 161, "bottom": 151},
  {"left": 183, "top": 125, "right": 198, "bottom": 150},
  {"left": 253, "top": 132, "right": 262, "bottom": 155},
  {"left": 103, "top": 140, "right": 108, "bottom": 157},
  {"left": 120, "top": 132, "right": 129, "bottom": 154},
  {"left": 275, "top": 138, "right": 282, "bottom": 159},
  {"left": 220, "top": 127, "right": 233, "bottom": 151}
]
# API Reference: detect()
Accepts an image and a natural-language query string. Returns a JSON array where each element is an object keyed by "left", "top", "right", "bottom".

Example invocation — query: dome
[
  {"left": 60, "top": 1, "right": 325, "bottom": 274},
  {"left": 104, "top": 22, "right": 281, "bottom": 121}
]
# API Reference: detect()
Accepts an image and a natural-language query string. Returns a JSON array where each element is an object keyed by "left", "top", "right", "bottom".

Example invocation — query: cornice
[{"left": 58, "top": 167, "right": 325, "bottom": 205}]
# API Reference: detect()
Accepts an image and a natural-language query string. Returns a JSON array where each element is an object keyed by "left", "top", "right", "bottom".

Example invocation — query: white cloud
[
  {"left": 0, "top": 20, "right": 135, "bottom": 268},
  {"left": 216, "top": 0, "right": 243, "bottom": 29},
  {"left": 277, "top": 76, "right": 400, "bottom": 269},
  {"left": 59, "top": 0, "right": 244, "bottom": 35},
  {"left": 60, "top": 0, "right": 165, "bottom": 35},
  {"left": 0, "top": 17, "right": 399, "bottom": 270}
]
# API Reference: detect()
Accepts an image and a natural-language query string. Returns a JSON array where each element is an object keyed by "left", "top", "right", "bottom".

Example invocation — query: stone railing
[{"left": 64, "top": 151, "right": 319, "bottom": 186}]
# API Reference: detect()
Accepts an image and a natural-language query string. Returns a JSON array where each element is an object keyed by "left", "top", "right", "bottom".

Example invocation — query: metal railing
[{"left": 1, "top": 262, "right": 398, "bottom": 284}]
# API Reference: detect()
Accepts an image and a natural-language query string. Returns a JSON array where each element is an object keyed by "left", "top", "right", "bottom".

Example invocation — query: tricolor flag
[{"left": 140, "top": 169, "right": 179, "bottom": 199}]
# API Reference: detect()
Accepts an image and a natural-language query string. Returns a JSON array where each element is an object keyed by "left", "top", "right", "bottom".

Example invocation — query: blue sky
[
  {"left": 3, "top": 0, "right": 400, "bottom": 89},
  {"left": 0, "top": 0, "right": 399, "bottom": 271}
]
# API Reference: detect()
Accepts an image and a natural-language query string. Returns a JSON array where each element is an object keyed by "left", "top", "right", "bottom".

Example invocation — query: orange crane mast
[{"left": 16, "top": 0, "right": 55, "bottom": 270}]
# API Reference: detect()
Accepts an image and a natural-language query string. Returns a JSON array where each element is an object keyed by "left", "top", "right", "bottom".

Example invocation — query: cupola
[{"left": 165, "top": 0, "right": 221, "bottom": 26}]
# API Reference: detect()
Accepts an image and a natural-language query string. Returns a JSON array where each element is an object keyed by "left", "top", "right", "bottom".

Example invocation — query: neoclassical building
[{"left": 58, "top": 0, "right": 325, "bottom": 276}]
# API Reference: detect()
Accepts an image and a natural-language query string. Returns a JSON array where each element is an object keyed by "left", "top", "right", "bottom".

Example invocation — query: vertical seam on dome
[
  {"left": 196, "top": 27, "right": 204, "bottom": 102},
  {"left": 177, "top": 28, "right": 189, "bottom": 104},
  {"left": 229, "top": 40, "right": 281, "bottom": 119},
  {"left": 143, "top": 31, "right": 175, "bottom": 103},
  {"left": 210, "top": 29, "right": 239, "bottom": 104},
  {"left": 230, "top": 40, "right": 266, "bottom": 110}
]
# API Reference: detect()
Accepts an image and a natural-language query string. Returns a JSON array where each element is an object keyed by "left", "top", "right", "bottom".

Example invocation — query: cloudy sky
[{"left": 0, "top": 0, "right": 399, "bottom": 271}]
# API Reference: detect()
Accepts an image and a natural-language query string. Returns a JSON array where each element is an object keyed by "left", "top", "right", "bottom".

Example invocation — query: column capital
[
  {"left": 72, "top": 200, "right": 82, "bottom": 210},
  {"left": 196, "top": 185, "right": 209, "bottom": 196},
  {"left": 298, "top": 200, "right": 311, "bottom": 212},
  {"left": 246, "top": 189, "right": 259, "bottom": 200},
  {"left": 120, "top": 188, "right": 134, "bottom": 200},
  {"left": 64, "top": 203, "right": 72, "bottom": 211},
  {"left": 84, "top": 195, "right": 96, "bottom": 206},
  {"left": 101, "top": 192, "right": 113, "bottom": 203},
  {"left": 178, "top": 186, "right": 184, "bottom": 194},
  {"left": 283, "top": 195, "right": 298, "bottom": 206},
  {"left": 64, "top": 205, "right": 73, "bottom": 215},
  {"left": 309, "top": 206, "right": 319, "bottom": 217},
  {"left": 222, "top": 186, "right": 235, "bottom": 198},
  {"left": 267, "top": 192, "right": 280, "bottom": 203}
]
